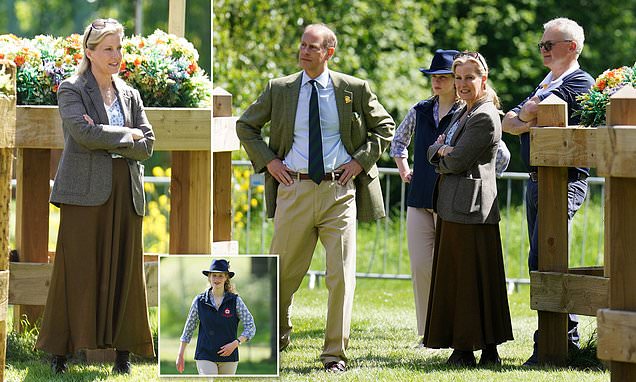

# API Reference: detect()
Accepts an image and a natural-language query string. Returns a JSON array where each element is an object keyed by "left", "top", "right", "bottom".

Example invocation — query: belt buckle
[{"left": 529, "top": 172, "right": 538, "bottom": 182}]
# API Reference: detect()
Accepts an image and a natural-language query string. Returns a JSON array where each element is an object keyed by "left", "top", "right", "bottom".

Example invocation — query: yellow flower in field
[
  {"left": 251, "top": 198, "right": 258, "bottom": 208},
  {"left": 144, "top": 183, "right": 156, "bottom": 193},
  {"left": 165, "top": 168, "right": 172, "bottom": 177},
  {"left": 242, "top": 170, "right": 250, "bottom": 179},
  {"left": 255, "top": 185, "right": 265, "bottom": 193},
  {"left": 158, "top": 194, "right": 169, "bottom": 207},
  {"left": 234, "top": 211, "right": 244, "bottom": 222},
  {"left": 152, "top": 166, "right": 164, "bottom": 177}
]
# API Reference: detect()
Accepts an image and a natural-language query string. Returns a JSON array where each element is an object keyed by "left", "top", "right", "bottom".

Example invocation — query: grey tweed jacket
[
  {"left": 427, "top": 99, "right": 501, "bottom": 225},
  {"left": 50, "top": 70, "right": 155, "bottom": 216}
]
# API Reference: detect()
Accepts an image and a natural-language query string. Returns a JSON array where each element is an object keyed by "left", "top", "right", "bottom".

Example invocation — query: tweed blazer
[
  {"left": 427, "top": 99, "right": 501, "bottom": 225},
  {"left": 50, "top": 70, "right": 155, "bottom": 216},
  {"left": 236, "top": 70, "right": 395, "bottom": 221}
]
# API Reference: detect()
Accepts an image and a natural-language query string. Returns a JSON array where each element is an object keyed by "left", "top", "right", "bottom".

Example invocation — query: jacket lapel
[
  {"left": 280, "top": 73, "right": 302, "bottom": 154},
  {"left": 331, "top": 71, "right": 353, "bottom": 150},
  {"left": 83, "top": 71, "right": 110, "bottom": 125},
  {"left": 450, "top": 98, "right": 490, "bottom": 146}
]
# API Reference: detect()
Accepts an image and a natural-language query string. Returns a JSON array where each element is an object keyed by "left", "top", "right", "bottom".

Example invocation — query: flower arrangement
[
  {"left": 575, "top": 64, "right": 636, "bottom": 127},
  {"left": 0, "top": 30, "right": 211, "bottom": 107}
]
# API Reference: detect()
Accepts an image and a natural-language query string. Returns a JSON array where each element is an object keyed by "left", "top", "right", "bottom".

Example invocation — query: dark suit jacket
[
  {"left": 427, "top": 99, "right": 501, "bottom": 225},
  {"left": 236, "top": 70, "right": 395, "bottom": 221},
  {"left": 51, "top": 70, "right": 155, "bottom": 216}
]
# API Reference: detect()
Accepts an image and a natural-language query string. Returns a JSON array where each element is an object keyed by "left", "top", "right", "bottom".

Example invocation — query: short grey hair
[{"left": 544, "top": 17, "right": 585, "bottom": 55}]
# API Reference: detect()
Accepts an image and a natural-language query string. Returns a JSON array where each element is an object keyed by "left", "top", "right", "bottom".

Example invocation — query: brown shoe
[
  {"left": 325, "top": 360, "right": 346, "bottom": 373},
  {"left": 51, "top": 355, "right": 67, "bottom": 374},
  {"left": 479, "top": 345, "right": 502, "bottom": 366}
]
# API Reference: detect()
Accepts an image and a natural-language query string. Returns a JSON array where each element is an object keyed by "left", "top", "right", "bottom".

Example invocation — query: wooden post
[
  {"left": 167, "top": 0, "right": 213, "bottom": 254},
  {"left": 13, "top": 148, "right": 50, "bottom": 331},
  {"left": 0, "top": 59, "right": 16, "bottom": 382},
  {"left": 213, "top": 88, "right": 233, "bottom": 241},
  {"left": 535, "top": 94, "right": 569, "bottom": 366},
  {"left": 597, "top": 85, "right": 636, "bottom": 380}
]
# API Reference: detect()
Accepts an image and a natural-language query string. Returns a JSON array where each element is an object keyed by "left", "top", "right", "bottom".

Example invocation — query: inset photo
[{"left": 158, "top": 255, "right": 278, "bottom": 377}]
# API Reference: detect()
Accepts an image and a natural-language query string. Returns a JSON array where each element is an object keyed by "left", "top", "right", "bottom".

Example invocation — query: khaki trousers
[
  {"left": 195, "top": 360, "right": 238, "bottom": 375},
  {"left": 272, "top": 179, "right": 356, "bottom": 365},
  {"left": 406, "top": 207, "right": 437, "bottom": 336}
]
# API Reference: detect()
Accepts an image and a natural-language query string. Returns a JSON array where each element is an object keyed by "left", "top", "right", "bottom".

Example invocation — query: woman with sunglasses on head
[
  {"left": 36, "top": 18, "right": 155, "bottom": 374},
  {"left": 424, "top": 52, "right": 513, "bottom": 367},
  {"left": 390, "top": 49, "right": 462, "bottom": 347}
]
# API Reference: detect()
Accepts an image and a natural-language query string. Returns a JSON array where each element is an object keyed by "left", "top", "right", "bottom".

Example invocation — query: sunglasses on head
[
  {"left": 537, "top": 40, "right": 572, "bottom": 52},
  {"left": 453, "top": 51, "right": 487, "bottom": 72},
  {"left": 85, "top": 18, "right": 119, "bottom": 47}
]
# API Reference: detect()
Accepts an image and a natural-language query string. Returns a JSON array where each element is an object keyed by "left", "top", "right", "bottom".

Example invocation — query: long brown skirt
[
  {"left": 423, "top": 218, "right": 513, "bottom": 351},
  {"left": 36, "top": 159, "right": 154, "bottom": 357}
]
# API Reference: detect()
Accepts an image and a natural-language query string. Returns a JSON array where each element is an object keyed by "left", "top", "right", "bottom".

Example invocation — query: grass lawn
[{"left": 5, "top": 278, "right": 609, "bottom": 381}]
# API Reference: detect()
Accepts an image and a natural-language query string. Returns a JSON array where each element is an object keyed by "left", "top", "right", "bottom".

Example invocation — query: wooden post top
[
  {"left": 213, "top": 87, "right": 232, "bottom": 118},
  {"left": 537, "top": 94, "right": 568, "bottom": 127},
  {"left": 608, "top": 84, "right": 636, "bottom": 126}
]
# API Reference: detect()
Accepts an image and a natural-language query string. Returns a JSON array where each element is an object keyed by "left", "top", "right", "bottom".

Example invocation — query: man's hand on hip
[
  {"left": 267, "top": 158, "right": 294, "bottom": 186},
  {"left": 337, "top": 159, "right": 363, "bottom": 186}
]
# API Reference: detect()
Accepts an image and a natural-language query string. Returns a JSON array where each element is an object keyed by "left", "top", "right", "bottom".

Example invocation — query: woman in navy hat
[
  {"left": 176, "top": 259, "right": 256, "bottom": 375},
  {"left": 390, "top": 49, "right": 462, "bottom": 347}
]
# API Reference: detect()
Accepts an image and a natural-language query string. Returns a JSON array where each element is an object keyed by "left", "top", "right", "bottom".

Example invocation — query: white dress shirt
[{"left": 284, "top": 70, "right": 351, "bottom": 173}]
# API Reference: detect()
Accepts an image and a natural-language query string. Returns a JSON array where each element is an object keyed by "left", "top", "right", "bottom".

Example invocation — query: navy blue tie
[{"left": 308, "top": 80, "right": 324, "bottom": 184}]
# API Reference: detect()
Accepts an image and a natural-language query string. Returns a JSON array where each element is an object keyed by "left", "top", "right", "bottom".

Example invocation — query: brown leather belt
[{"left": 288, "top": 171, "right": 341, "bottom": 181}]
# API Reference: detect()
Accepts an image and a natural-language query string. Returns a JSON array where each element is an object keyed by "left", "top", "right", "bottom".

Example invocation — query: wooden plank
[
  {"left": 536, "top": 98, "right": 569, "bottom": 366},
  {"left": 15, "top": 106, "right": 212, "bottom": 151},
  {"left": 597, "top": 126, "right": 636, "bottom": 178},
  {"left": 0, "top": 271, "right": 8, "bottom": 322},
  {"left": 168, "top": 0, "right": 187, "bottom": 37},
  {"left": 212, "top": 241, "right": 239, "bottom": 255},
  {"left": 145, "top": 261, "right": 158, "bottom": 307},
  {"left": 0, "top": 149, "right": 11, "bottom": 272},
  {"left": 213, "top": 152, "right": 232, "bottom": 242},
  {"left": 213, "top": 87, "right": 233, "bottom": 117},
  {"left": 212, "top": 116, "right": 240, "bottom": 152},
  {"left": 530, "top": 271, "right": 608, "bottom": 316},
  {"left": 598, "top": 309, "right": 636, "bottom": 363},
  {"left": 8, "top": 262, "right": 158, "bottom": 307},
  {"left": 8, "top": 263, "right": 52, "bottom": 306},
  {"left": 169, "top": 151, "right": 212, "bottom": 254},
  {"left": 530, "top": 127, "right": 597, "bottom": 168},
  {"left": 568, "top": 266, "right": 605, "bottom": 277}
]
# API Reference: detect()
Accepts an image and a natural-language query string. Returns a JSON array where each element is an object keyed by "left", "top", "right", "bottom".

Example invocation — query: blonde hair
[
  {"left": 452, "top": 53, "right": 501, "bottom": 109},
  {"left": 77, "top": 18, "right": 124, "bottom": 75}
]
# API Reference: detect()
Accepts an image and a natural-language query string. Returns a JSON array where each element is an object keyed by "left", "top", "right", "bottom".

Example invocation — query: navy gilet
[
  {"left": 194, "top": 292, "right": 239, "bottom": 362},
  {"left": 408, "top": 98, "right": 459, "bottom": 208}
]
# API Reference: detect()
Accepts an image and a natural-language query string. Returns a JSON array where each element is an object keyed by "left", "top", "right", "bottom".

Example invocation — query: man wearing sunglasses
[{"left": 502, "top": 17, "right": 594, "bottom": 367}]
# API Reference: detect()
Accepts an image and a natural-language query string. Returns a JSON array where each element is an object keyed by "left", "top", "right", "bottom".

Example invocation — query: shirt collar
[
  {"left": 540, "top": 62, "right": 580, "bottom": 90},
  {"left": 301, "top": 69, "right": 330, "bottom": 89}
]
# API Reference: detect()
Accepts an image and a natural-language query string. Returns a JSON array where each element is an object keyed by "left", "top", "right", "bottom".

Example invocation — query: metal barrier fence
[{"left": 231, "top": 160, "right": 606, "bottom": 290}]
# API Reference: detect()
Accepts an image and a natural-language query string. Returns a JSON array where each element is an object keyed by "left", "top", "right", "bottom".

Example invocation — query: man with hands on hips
[{"left": 236, "top": 23, "right": 394, "bottom": 373}]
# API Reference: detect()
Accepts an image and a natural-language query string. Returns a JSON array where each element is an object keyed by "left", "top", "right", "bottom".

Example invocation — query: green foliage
[{"left": 215, "top": 0, "right": 636, "bottom": 174}]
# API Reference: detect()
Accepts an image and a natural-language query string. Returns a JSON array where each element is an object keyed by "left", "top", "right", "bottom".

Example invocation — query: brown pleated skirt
[
  {"left": 36, "top": 159, "right": 154, "bottom": 357},
  {"left": 423, "top": 217, "right": 513, "bottom": 351}
]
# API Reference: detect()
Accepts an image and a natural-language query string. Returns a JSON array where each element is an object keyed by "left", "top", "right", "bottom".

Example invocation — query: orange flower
[
  {"left": 120, "top": 61, "right": 126, "bottom": 71},
  {"left": 596, "top": 79, "right": 606, "bottom": 91},
  {"left": 138, "top": 40, "right": 145, "bottom": 48},
  {"left": 14, "top": 55, "right": 25, "bottom": 67},
  {"left": 187, "top": 62, "right": 197, "bottom": 75},
  {"left": 0, "top": 53, "right": 4, "bottom": 59},
  {"left": 53, "top": 84, "right": 59, "bottom": 93},
  {"left": 73, "top": 53, "right": 83, "bottom": 63},
  {"left": 134, "top": 57, "right": 142, "bottom": 67}
]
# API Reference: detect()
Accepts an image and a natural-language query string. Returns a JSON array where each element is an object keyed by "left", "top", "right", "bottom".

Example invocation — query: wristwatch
[{"left": 236, "top": 338, "right": 242, "bottom": 345}]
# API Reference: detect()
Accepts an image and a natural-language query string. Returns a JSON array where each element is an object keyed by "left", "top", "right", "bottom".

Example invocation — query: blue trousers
[{"left": 526, "top": 178, "right": 587, "bottom": 347}]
